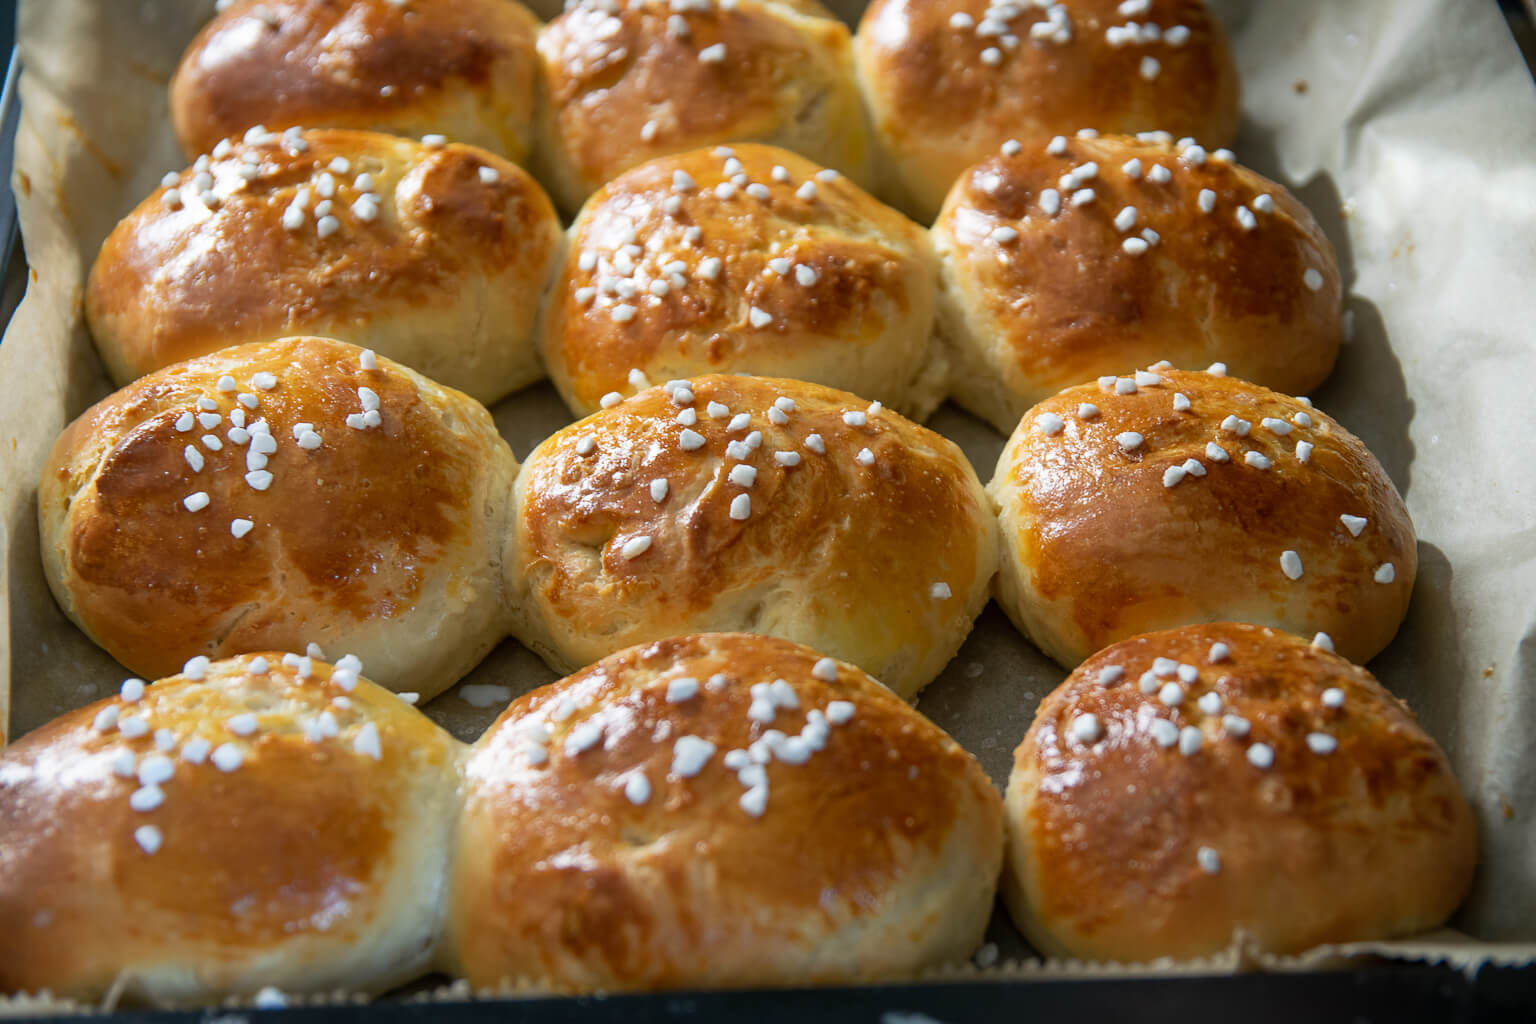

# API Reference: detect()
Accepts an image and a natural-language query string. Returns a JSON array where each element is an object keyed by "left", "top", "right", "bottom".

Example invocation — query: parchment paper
[{"left": 2, "top": 0, "right": 1534, "bottom": 980}]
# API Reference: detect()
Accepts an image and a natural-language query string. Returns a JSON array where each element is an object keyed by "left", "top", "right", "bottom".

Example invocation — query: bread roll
[
  {"left": 855, "top": 0, "right": 1241, "bottom": 220},
  {"left": 1004, "top": 622, "right": 1477, "bottom": 961},
  {"left": 542, "top": 144, "right": 944, "bottom": 420},
  {"left": 988, "top": 368, "right": 1415, "bottom": 667},
  {"left": 87, "top": 129, "right": 561, "bottom": 406},
  {"left": 38, "top": 337, "right": 516, "bottom": 700},
  {"left": 445, "top": 632, "right": 1004, "bottom": 991},
  {"left": 170, "top": 0, "right": 542, "bottom": 164},
  {"left": 934, "top": 134, "right": 1341, "bottom": 434},
  {"left": 536, "top": 0, "right": 872, "bottom": 214},
  {"left": 507, "top": 375, "right": 997, "bottom": 700},
  {"left": 0, "top": 653, "right": 463, "bottom": 1003}
]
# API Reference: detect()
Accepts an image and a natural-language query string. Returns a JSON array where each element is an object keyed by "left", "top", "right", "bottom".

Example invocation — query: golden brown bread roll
[
  {"left": 1003, "top": 622, "right": 1477, "bottom": 961},
  {"left": 855, "top": 0, "right": 1241, "bottom": 220},
  {"left": 86, "top": 129, "right": 561, "bottom": 406},
  {"left": 0, "top": 653, "right": 463, "bottom": 1003},
  {"left": 506, "top": 375, "right": 998, "bottom": 701},
  {"left": 988, "top": 368, "right": 1415, "bottom": 668},
  {"left": 38, "top": 337, "right": 517, "bottom": 700},
  {"left": 535, "top": 0, "right": 872, "bottom": 214},
  {"left": 542, "top": 144, "right": 944, "bottom": 420},
  {"left": 445, "top": 632, "right": 1004, "bottom": 991},
  {"left": 934, "top": 134, "right": 1341, "bottom": 434},
  {"left": 170, "top": 0, "right": 542, "bottom": 164}
]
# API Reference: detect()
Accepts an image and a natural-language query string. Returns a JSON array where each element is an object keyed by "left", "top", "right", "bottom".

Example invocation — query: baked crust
[
  {"left": 934, "top": 134, "right": 1340, "bottom": 434},
  {"left": 536, "top": 0, "right": 871, "bottom": 213},
  {"left": 170, "top": 0, "right": 542, "bottom": 163},
  {"left": 856, "top": 0, "right": 1240, "bottom": 219},
  {"left": 38, "top": 337, "right": 517, "bottom": 699},
  {"left": 987, "top": 368, "right": 1414, "bottom": 667},
  {"left": 542, "top": 144, "right": 943, "bottom": 420},
  {"left": 0, "top": 653, "right": 463, "bottom": 1002},
  {"left": 1004, "top": 622, "right": 1478, "bottom": 961},
  {"left": 87, "top": 129, "right": 561, "bottom": 406},
  {"left": 508, "top": 374, "right": 998, "bottom": 700},
  {"left": 447, "top": 632, "right": 1004, "bottom": 990}
]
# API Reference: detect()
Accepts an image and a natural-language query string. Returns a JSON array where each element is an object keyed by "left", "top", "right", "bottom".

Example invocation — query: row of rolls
[
  {"left": 41, "top": 337, "right": 1412, "bottom": 704},
  {"left": 170, "top": 0, "right": 1241, "bottom": 222},
  {"left": 1, "top": 627, "right": 1475, "bottom": 1003},
  {"left": 91, "top": 129, "right": 1341, "bottom": 441}
]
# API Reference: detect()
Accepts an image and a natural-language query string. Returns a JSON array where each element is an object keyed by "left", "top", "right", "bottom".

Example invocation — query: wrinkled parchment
[{"left": 2, "top": 0, "right": 1533, "bottom": 981}]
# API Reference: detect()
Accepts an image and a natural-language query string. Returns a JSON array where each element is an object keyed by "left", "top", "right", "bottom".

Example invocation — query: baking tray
[
  {"left": 1508, "top": 1, "right": 1536, "bottom": 67},
  {"left": 1, "top": 0, "right": 1534, "bottom": 1019},
  {"left": 1, "top": 964, "right": 1533, "bottom": 1022}
]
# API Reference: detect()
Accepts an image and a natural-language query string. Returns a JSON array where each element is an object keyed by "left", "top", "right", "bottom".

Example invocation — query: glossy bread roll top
[
  {"left": 855, "top": 0, "right": 1240, "bottom": 220},
  {"left": 543, "top": 144, "right": 943, "bottom": 420},
  {"left": 0, "top": 653, "right": 463, "bottom": 1003},
  {"left": 87, "top": 129, "right": 561, "bottom": 405},
  {"left": 934, "top": 133, "right": 1341, "bottom": 434},
  {"left": 39, "top": 337, "right": 517, "bottom": 700},
  {"left": 507, "top": 375, "right": 999, "bottom": 700},
  {"left": 171, "top": 0, "right": 543, "bottom": 163},
  {"left": 988, "top": 368, "right": 1415, "bottom": 667},
  {"left": 447, "top": 632, "right": 1004, "bottom": 991},
  {"left": 536, "top": 0, "right": 871, "bottom": 213},
  {"left": 1004, "top": 623, "right": 1477, "bottom": 961}
]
